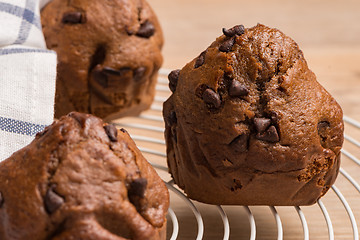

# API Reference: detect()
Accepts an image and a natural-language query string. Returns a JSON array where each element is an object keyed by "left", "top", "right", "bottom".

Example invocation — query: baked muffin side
[
  {"left": 41, "top": 0, "right": 164, "bottom": 120},
  {"left": 163, "top": 24, "right": 344, "bottom": 205}
]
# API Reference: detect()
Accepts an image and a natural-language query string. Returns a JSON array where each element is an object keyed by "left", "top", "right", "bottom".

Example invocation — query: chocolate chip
[
  {"left": 120, "top": 128, "right": 128, "bottom": 134},
  {"left": 168, "top": 69, "right": 180, "bottom": 92},
  {"left": 133, "top": 67, "right": 146, "bottom": 82},
  {"left": 222, "top": 25, "right": 245, "bottom": 37},
  {"left": 318, "top": 121, "right": 330, "bottom": 131},
  {"left": 195, "top": 84, "right": 209, "bottom": 98},
  {"left": 194, "top": 51, "right": 206, "bottom": 68},
  {"left": 219, "top": 37, "right": 235, "bottom": 52},
  {"left": 45, "top": 186, "right": 64, "bottom": 214},
  {"left": 91, "top": 67, "right": 131, "bottom": 91},
  {"left": 92, "top": 68, "right": 108, "bottom": 88},
  {"left": 0, "top": 191, "right": 4, "bottom": 208},
  {"left": 202, "top": 88, "right": 221, "bottom": 109},
  {"left": 104, "top": 124, "right": 118, "bottom": 142},
  {"left": 318, "top": 121, "right": 330, "bottom": 147},
  {"left": 230, "top": 134, "right": 248, "bottom": 152},
  {"left": 256, "top": 125, "right": 279, "bottom": 143},
  {"left": 102, "top": 67, "right": 132, "bottom": 76},
  {"left": 102, "top": 67, "right": 121, "bottom": 76},
  {"left": 89, "top": 44, "right": 106, "bottom": 74},
  {"left": 231, "top": 179, "right": 242, "bottom": 191},
  {"left": 229, "top": 79, "right": 249, "bottom": 97},
  {"left": 136, "top": 20, "right": 155, "bottom": 38},
  {"left": 254, "top": 118, "right": 271, "bottom": 133},
  {"left": 166, "top": 111, "right": 177, "bottom": 126},
  {"left": 128, "top": 178, "right": 147, "bottom": 198},
  {"left": 230, "top": 135, "right": 248, "bottom": 151},
  {"left": 62, "top": 12, "right": 85, "bottom": 24},
  {"left": 119, "top": 67, "right": 132, "bottom": 75},
  {"left": 68, "top": 112, "right": 87, "bottom": 127},
  {"left": 171, "top": 127, "right": 177, "bottom": 143}
]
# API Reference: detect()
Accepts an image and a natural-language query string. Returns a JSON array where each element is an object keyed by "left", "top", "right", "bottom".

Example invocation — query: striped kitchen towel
[{"left": 0, "top": 0, "right": 56, "bottom": 161}]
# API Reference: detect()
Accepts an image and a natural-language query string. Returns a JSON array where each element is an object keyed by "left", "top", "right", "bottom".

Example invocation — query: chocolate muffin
[
  {"left": 41, "top": 0, "right": 163, "bottom": 120},
  {"left": 163, "top": 24, "right": 344, "bottom": 205},
  {"left": 0, "top": 112, "right": 169, "bottom": 239}
]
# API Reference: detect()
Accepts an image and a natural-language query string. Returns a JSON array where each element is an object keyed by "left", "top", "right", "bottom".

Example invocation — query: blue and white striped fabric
[{"left": 0, "top": 0, "right": 56, "bottom": 161}]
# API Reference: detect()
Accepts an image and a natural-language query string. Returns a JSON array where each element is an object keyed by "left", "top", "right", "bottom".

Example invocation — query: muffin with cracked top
[
  {"left": 0, "top": 112, "right": 169, "bottom": 239},
  {"left": 163, "top": 24, "right": 344, "bottom": 205},
  {"left": 41, "top": 0, "right": 163, "bottom": 120}
]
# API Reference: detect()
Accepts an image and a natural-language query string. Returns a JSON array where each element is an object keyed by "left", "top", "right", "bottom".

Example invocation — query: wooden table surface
[{"left": 119, "top": 0, "right": 360, "bottom": 239}]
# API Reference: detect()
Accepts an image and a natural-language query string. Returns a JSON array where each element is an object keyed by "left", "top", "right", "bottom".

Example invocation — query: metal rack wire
[{"left": 114, "top": 69, "right": 360, "bottom": 240}]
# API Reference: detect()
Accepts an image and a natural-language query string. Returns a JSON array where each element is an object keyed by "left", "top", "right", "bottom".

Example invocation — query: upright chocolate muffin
[
  {"left": 0, "top": 112, "right": 169, "bottom": 239},
  {"left": 41, "top": 0, "right": 163, "bottom": 120},
  {"left": 163, "top": 24, "right": 344, "bottom": 205}
]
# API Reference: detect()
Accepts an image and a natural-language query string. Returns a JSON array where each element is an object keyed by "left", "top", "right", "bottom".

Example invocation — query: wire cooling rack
[{"left": 113, "top": 69, "right": 360, "bottom": 240}]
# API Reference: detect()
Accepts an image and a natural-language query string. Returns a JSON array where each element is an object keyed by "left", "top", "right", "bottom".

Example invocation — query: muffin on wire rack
[
  {"left": 41, "top": 0, "right": 164, "bottom": 120},
  {"left": 0, "top": 112, "right": 169, "bottom": 239},
  {"left": 163, "top": 24, "right": 344, "bottom": 205}
]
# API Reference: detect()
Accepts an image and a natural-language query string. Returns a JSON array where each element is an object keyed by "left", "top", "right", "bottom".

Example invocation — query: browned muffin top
[{"left": 0, "top": 112, "right": 169, "bottom": 239}]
